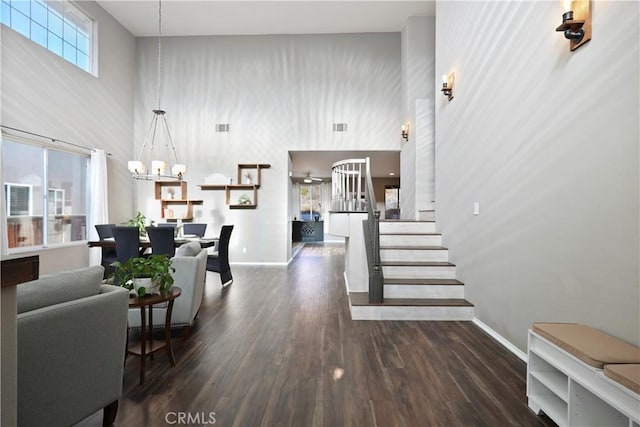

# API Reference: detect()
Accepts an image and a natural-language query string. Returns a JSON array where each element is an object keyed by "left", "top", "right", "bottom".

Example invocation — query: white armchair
[{"left": 128, "top": 242, "right": 207, "bottom": 337}]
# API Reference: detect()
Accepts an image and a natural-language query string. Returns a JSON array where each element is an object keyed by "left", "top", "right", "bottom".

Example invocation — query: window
[
  {"left": 2, "top": 138, "right": 89, "bottom": 250},
  {"left": 1, "top": 0, "right": 94, "bottom": 73},
  {"left": 299, "top": 185, "right": 322, "bottom": 221},
  {"left": 5, "top": 183, "right": 33, "bottom": 216}
]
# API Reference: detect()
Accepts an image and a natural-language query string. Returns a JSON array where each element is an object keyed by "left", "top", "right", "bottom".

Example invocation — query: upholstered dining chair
[
  {"left": 146, "top": 226, "right": 176, "bottom": 257},
  {"left": 95, "top": 224, "right": 117, "bottom": 278},
  {"left": 206, "top": 225, "right": 234, "bottom": 287},
  {"left": 183, "top": 223, "right": 207, "bottom": 237},
  {"left": 112, "top": 226, "right": 141, "bottom": 264}
]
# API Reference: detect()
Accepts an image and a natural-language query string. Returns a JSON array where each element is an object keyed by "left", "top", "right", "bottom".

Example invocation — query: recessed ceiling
[
  {"left": 290, "top": 150, "right": 400, "bottom": 180},
  {"left": 97, "top": 1, "right": 435, "bottom": 37}
]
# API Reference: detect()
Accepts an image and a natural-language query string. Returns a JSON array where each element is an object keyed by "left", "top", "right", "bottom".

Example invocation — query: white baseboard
[
  {"left": 472, "top": 317, "right": 527, "bottom": 362},
  {"left": 343, "top": 271, "right": 349, "bottom": 294},
  {"left": 229, "top": 262, "right": 288, "bottom": 266}
]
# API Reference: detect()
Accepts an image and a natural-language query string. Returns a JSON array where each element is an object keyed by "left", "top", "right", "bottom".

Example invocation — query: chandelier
[{"left": 128, "top": 0, "right": 186, "bottom": 181}]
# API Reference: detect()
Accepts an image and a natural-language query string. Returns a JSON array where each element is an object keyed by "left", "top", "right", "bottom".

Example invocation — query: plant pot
[{"left": 133, "top": 277, "right": 161, "bottom": 295}]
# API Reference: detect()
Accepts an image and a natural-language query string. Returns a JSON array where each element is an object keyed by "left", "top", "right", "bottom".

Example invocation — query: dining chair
[
  {"left": 112, "top": 226, "right": 141, "bottom": 265},
  {"left": 206, "top": 225, "right": 234, "bottom": 287},
  {"left": 95, "top": 224, "right": 117, "bottom": 278},
  {"left": 183, "top": 223, "right": 207, "bottom": 237},
  {"left": 146, "top": 226, "right": 176, "bottom": 257}
]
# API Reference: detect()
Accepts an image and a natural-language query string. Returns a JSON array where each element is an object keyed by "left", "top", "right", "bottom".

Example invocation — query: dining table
[{"left": 87, "top": 236, "right": 218, "bottom": 249}]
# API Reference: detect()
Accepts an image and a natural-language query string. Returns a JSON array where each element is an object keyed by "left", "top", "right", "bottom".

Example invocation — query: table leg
[
  {"left": 139, "top": 306, "right": 146, "bottom": 385},
  {"left": 165, "top": 299, "right": 176, "bottom": 366},
  {"left": 149, "top": 305, "right": 154, "bottom": 360}
]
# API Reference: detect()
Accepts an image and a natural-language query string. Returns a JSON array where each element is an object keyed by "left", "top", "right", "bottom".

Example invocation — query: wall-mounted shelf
[
  {"left": 199, "top": 163, "right": 270, "bottom": 209},
  {"left": 155, "top": 181, "right": 202, "bottom": 220}
]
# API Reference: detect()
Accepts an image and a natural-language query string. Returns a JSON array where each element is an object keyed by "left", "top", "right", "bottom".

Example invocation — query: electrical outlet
[
  {"left": 473, "top": 202, "right": 480, "bottom": 215},
  {"left": 242, "top": 247, "right": 247, "bottom": 254}
]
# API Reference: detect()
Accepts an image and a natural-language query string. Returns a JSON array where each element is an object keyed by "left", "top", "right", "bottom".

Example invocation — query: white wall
[
  {"left": 401, "top": 17, "right": 435, "bottom": 219},
  {"left": 134, "top": 33, "right": 402, "bottom": 263},
  {"left": 0, "top": 2, "right": 135, "bottom": 424},
  {"left": 435, "top": 1, "right": 639, "bottom": 350},
  {"left": 1, "top": 0, "right": 136, "bottom": 272}
]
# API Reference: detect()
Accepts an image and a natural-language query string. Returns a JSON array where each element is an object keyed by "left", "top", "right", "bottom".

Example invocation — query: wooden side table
[{"left": 127, "top": 286, "right": 182, "bottom": 384}]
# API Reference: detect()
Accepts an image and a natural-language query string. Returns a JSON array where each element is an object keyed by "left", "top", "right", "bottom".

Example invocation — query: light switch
[{"left": 473, "top": 202, "right": 480, "bottom": 215}]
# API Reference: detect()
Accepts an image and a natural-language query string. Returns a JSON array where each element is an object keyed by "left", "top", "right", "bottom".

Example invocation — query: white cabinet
[{"left": 527, "top": 330, "right": 640, "bottom": 427}]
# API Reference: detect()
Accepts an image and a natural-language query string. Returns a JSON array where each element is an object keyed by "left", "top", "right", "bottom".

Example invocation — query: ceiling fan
[{"left": 303, "top": 172, "right": 322, "bottom": 183}]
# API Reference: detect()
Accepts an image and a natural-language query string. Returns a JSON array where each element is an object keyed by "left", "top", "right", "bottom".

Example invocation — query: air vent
[
  {"left": 333, "top": 123, "right": 348, "bottom": 132},
  {"left": 216, "top": 123, "right": 230, "bottom": 132}
]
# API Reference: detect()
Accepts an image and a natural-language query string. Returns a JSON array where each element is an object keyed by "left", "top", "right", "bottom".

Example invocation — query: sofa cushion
[
  {"left": 17, "top": 265, "right": 104, "bottom": 314},
  {"left": 604, "top": 364, "right": 640, "bottom": 394},
  {"left": 176, "top": 241, "right": 201, "bottom": 257},
  {"left": 532, "top": 323, "right": 640, "bottom": 369}
]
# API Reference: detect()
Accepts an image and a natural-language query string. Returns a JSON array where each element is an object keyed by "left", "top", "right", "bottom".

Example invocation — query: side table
[{"left": 127, "top": 286, "right": 182, "bottom": 384}]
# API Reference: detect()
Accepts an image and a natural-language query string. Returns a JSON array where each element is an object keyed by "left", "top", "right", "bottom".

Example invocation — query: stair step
[
  {"left": 380, "top": 245, "right": 447, "bottom": 250},
  {"left": 349, "top": 293, "right": 473, "bottom": 320},
  {"left": 350, "top": 293, "right": 473, "bottom": 306},
  {"left": 384, "top": 278, "right": 463, "bottom": 285},
  {"left": 379, "top": 233, "right": 442, "bottom": 247},
  {"left": 380, "top": 246, "right": 449, "bottom": 262},
  {"left": 381, "top": 261, "right": 455, "bottom": 267},
  {"left": 379, "top": 220, "right": 436, "bottom": 234}
]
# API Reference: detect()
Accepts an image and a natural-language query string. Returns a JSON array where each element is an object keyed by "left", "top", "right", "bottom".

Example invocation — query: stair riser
[
  {"left": 379, "top": 222, "right": 436, "bottom": 234},
  {"left": 418, "top": 211, "right": 436, "bottom": 221},
  {"left": 351, "top": 305, "right": 473, "bottom": 321},
  {"left": 384, "top": 285, "right": 464, "bottom": 299},
  {"left": 379, "top": 235, "right": 442, "bottom": 247},
  {"left": 380, "top": 249, "right": 449, "bottom": 262},
  {"left": 382, "top": 265, "right": 456, "bottom": 279}
]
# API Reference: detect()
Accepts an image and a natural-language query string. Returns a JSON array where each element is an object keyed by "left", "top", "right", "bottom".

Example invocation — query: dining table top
[{"left": 87, "top": 236, "right": 217, "bottom": 249}]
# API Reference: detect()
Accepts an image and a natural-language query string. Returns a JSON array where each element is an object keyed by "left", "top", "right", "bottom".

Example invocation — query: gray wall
[
  {"left": 435, "top": 1, "right": 639, "bottom": 350},
  {"left": 134, "top": 33, "right": 402, "bottom": 263},
  {"left": 1, "top": 0, "right": 136, "bottom": 271}
]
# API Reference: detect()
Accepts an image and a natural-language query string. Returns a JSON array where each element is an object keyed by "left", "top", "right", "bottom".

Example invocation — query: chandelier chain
[{"left": 157, "top": 0, "right": 162, "bottom": 110}]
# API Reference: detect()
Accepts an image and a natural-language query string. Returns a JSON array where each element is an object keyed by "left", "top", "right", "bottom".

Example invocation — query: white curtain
[{"left": 89, "top": 149, "right": 109, "bottom": 266}]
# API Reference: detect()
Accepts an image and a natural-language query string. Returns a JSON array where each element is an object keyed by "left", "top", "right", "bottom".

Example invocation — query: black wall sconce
[
  {"left": 556, "top": 0, "right": 591, "bottom": 51},
  {"left": 441, "top": 72, "right": 454, "bottom": 101},
  {"left": 401, "top": 124, "right": 409, "bottom": 141}
]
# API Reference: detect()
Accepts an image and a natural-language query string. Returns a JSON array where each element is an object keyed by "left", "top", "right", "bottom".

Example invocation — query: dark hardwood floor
[{"left": 78, "top": 242, "right": 555, "bottom": 427}]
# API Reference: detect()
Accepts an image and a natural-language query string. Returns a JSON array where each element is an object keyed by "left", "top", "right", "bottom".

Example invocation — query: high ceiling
[
  {"left": 98, "top": 1, "right": 435, "bottom": 37},
  {"left": 98, "top": 1, "right": 413, "bottom": 182},
  {"left": 290, "top": 150, "right": 400, "bottom": 181}
]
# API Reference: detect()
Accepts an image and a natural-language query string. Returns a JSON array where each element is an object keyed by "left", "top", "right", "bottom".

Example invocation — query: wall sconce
[
  {"left": 441, "top": 72, "right": 454, "bottom": 101},
  {"left": 556, "top": 0, "right": 591, "bottom": 51},
  {"left": 401, "top": 124, "right": 409, "bottom": 141}
]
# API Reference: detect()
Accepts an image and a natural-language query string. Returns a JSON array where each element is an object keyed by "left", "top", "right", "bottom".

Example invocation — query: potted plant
[
  {"left": 124, "top": 211, "right": 149, "bottom": 237},
  {"left": 110, "top": 255, "right": 175, "bottom": 296}
]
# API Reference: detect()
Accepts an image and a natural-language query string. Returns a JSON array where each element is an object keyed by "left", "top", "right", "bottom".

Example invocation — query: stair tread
[
  {"left": 381, "top": 219, "right": 435, "bottom": 223},
  {"left": 380, "top": 245, "right": 448, "bottom": 250},
  {"left": 384, "top": 278, "right": 464, "bottom": 286},
  {"left": 379, "top": 232, "right": 441, "bottom": 236},
  {"left": 350, "top": 293, "right": 473, "bottom": 307},
  {"left": 381, "top": 261, "right": 455, "bottom": 267}
]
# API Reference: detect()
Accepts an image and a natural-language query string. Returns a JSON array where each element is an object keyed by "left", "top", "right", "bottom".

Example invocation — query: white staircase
[{"left": 349, "top": 211, "right": 474, "bottom": 321}]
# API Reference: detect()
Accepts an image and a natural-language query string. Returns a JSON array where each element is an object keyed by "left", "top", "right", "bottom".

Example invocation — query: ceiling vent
[
  {"left": 333, "top": 123, "right": 348, "bottom": 132},
  {"left": 216, "top": 123, "right": 230, "bottom": 132}
]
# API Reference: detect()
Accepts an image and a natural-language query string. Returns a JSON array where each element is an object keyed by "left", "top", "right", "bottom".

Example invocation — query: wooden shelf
[
  {"left": 155, "top": 181, "right": 186, "bottom": 200},
  {"left": 230, "top": 204, "right": 257, "bottom": 209},
  {"left": 200, "top": 163, "right": 270, "bottom": 209}
]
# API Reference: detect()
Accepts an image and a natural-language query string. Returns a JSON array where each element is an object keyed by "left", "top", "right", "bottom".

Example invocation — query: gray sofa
[
  {"left": 128, "top": 242, "right": 207, "bottom": 336},
  {"left": 17, "top": 265, "right": 129, "bottom": 427}
]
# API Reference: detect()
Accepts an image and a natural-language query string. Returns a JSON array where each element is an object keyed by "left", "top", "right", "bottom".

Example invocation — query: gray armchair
[{"left": 17, "top": 265, "right": 129, "bottom": 427}]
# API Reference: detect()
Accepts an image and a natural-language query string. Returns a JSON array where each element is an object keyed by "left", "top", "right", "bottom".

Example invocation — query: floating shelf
[{"left": 199, "top": 163, "right": 270, "bottom": 209}]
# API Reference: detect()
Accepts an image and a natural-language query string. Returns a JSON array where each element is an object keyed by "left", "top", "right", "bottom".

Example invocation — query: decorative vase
[{"left": 133, "top": 278, "right": 161, "bottom": 295}]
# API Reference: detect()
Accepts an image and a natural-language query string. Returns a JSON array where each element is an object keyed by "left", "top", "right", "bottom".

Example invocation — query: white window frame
[{"left": 5, "top": 182, "right": 34, "bottom": 216}]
